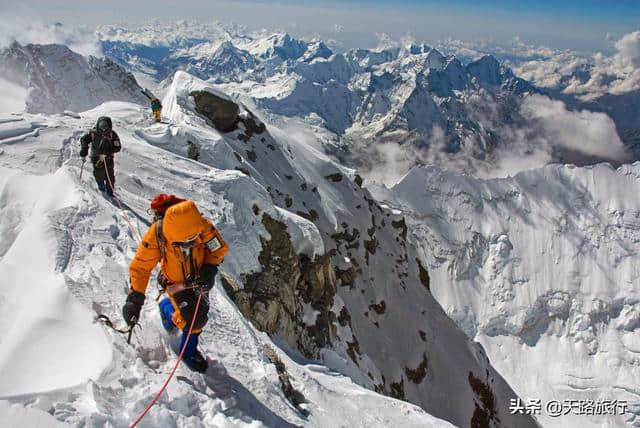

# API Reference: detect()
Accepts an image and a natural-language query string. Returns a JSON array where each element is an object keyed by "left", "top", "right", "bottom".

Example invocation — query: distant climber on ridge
[
  {"left": 80, "top": 116, "right": 121, "bottom": 197},
  {"left": 122, "top": 194, "right": 229, "bottom": 372},
  {"left": 141, "top": 88, "right": 162, "bottom": 122}
]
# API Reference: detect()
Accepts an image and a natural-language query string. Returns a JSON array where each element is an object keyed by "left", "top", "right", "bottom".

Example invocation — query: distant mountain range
[{"left": 97, "top": 23, "right": 638, "bottom": 175}]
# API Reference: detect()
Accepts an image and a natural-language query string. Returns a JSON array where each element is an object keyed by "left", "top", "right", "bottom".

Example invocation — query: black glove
[
  {"left": 122, "top": 290, "right": 145, "bottom": 326},
  {"left": 198, "top": 264, "right": 218, "bottom": 290}
]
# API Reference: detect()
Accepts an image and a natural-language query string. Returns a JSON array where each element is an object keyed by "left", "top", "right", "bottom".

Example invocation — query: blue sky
[{"left": 1, "top": 0, "right": 637, "bottom": 52}]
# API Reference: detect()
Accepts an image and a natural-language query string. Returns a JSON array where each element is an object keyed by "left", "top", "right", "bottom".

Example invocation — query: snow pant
[
  {"left": 153, "top": 110, "right": 161, "bottom": 122},
  {"left": 160, "top": 287, "right": 209, "bottom": 334},
  {"left": 159, "top": 297, "right": 201, "bottom": 357},
  {"left": 92, "top": 156, "right": 115, "bottom": 196}
]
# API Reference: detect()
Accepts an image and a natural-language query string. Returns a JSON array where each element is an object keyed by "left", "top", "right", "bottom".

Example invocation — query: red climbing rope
[
  {"left": 100, "top": 159, "right": 205, "bottom": 426},
  {"left": 129, "top": 291, "right": 203, "bottom": 428}
]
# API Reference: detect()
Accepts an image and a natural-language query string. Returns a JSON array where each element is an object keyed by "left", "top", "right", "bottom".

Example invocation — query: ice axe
[
  {"left": 80, "top": 157, "right": 86, "bottom": 179},
  {"left": 127, "top": 316, "right": 137, "bottom": 344},
  {"left": 95, "top": 314, "right": 139, "bottom": 345}
]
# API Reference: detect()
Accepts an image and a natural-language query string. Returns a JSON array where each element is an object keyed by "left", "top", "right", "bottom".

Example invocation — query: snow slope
[
  {"left": 0, "top": 101, "right": 455, "bottom": 426},
  {"left": 0, "top": 166, "right": 111, "bottom": 397},
  {"left": 384, "top": 164, "right": 640, "bottom": 427}
]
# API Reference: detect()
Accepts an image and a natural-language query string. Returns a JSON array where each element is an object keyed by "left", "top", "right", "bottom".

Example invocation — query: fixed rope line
[
  {"left": 129, "top": 291, "right": 203, "bottom": 428},
  {"left": 102, "top": 159, "right": 143, "bottom": 243},
  {"left": 93, "top": 158, "right": 147, "bottom": 344}
]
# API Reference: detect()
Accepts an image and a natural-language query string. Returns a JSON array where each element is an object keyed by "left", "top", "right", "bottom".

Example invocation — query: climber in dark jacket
[{"left": 80, "top": 116, "right": 121, "bottom": 196}]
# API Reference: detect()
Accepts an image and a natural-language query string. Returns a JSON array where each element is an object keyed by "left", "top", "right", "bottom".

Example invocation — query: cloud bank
[
  {"left": 0, "top": 8, "right": 102, "bottom": 56},
  {"left": 0, "top": 78, "right": 27, "bottom": 114},
  {"left": 512, "top": 31, "right": 640, "bottom": 100},
  {"left": 359, "top": 94, "right": 628, "bottom": 185},
  {"left": 432, "top": 31, "right": 640, "bottom": 101}
]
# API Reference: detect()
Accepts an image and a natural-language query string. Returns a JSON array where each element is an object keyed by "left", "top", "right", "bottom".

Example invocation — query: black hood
[{"left": 96, "top": 116, "right": 112, "bottom": 135}]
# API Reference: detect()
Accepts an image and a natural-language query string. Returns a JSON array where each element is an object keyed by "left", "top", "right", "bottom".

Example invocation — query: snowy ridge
[
  {"left": 0, "top": 105, "right": 454, "bottom": 427},
  {"left": 130, "top": 72, "right": 538, "bottom": 427},
  {"left": 2, "top": 21, "right": 635, "bottom": 426},
  {"left": 0, "top": 65, "right": 542, "bottom": 426}
]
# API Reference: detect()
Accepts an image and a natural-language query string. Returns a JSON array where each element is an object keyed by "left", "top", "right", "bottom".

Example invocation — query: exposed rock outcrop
[
  {"left": 221, "top": 213, "right": 337, "bottom": 358},
  {"left": 190, "top": 90, "right": 240, "bottom": 132},
  {"left": 191, "top": 89, "right": 267, "bottom": 137}
]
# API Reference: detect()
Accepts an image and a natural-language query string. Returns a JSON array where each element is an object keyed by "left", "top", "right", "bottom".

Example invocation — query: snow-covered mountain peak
[
  {"left": 0, "top": 101, "right": 462, "bottom": 426},
  {"left": 0, "top": 42, "right": 147, "bottom": 114},
  {"left": 4, "top": 21, "right": 636, "bottom": 426},
  {"left": 246, "top": 32, "right": 308, "bottom": 61},
  {"left": 146, "top": 71, "right": 540, "bottom": 427},
  {"left": 406, "top": 42, "right": 432, "bottom": 56},
  {"left": 302, "top": 40, "right": 333, "bottom": 62},
  {"left": 467, "top": 54, "right": 503, "bottom": 87},
  {"left": 424, "top": 47, "right": 446, "bottom": 69}
]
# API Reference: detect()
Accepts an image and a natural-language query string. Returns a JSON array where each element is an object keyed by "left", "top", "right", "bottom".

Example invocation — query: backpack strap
[
  {"left": 154, "top": 218, "right": 167, "bottom": 301},
  {"left": 155, "top": 219, "right": 166, "bottom": 261}
]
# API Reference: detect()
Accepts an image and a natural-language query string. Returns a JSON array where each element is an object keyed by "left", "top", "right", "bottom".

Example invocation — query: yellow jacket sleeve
[{"left": 129, "top": 223, "right": 161, "bottom": 295}]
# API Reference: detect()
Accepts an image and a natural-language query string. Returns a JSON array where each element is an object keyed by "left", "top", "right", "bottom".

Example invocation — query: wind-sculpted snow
[
  {"left": 386, "top": 163, "right": 640, "bottom": 427},
  {"left": 0, "top": 166, "right": 111, "bottom": 397}
]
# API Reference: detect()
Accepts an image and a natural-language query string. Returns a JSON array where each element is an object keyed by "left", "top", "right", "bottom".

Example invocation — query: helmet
[
  {"left": 96, "top": 116, "right": 112, "bottom": 135},
  {"left": 150, "top": 193, "right": 185, "bottom": 220}
]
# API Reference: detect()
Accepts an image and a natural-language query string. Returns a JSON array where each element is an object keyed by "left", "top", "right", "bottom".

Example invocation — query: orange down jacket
[{"left": 129, "top": 200, "right": 228, "bottom": 295}]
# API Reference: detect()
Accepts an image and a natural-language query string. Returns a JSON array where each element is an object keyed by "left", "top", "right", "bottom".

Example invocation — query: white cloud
[
  {"left": 358, "top": 93, "right": 628, "bottom": 184},
  {"left": 0, "top": 78, "right": 27, "bottom": 114},
  {"left": 615, "top": 31, "right": 640, "bottom": 69},
  {"left": 505, "top": 31, "right": 640, "bottom": 100},
  {"left": 364, "top": 141, "right": 418, "bottom": 186},
  {"left": 435, "top": 31, "right": 640, "bottom": 100},
  {"left": 0, "top": 9, "right": 102, "bottom": 57},
  {"left": 520, "top": 94, "right": 628, "bottom": 160},
  {"left": 458, "top": 93, "right": 629, "bottom": 178}
]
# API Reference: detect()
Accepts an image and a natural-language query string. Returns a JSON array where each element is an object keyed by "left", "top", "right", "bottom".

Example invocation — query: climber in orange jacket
[{"left": 122, "top": 194, "right": 228, "bottom": 372}]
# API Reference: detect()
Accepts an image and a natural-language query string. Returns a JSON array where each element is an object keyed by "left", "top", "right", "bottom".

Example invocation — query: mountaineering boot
[
  {"left": 159, "top": 297, "right": 176, "bottom": 333},
  {"left": 180, "top": 332, "right": 208, "bottom": 373}
]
